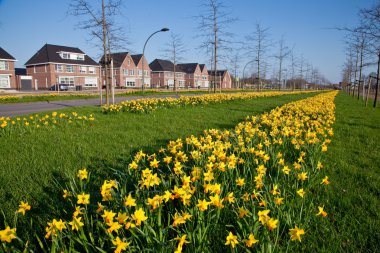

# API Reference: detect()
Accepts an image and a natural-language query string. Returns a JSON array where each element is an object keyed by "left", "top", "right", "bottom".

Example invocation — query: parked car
[{"left": 49, "top": 84, "right": 69, "bottom": 91}]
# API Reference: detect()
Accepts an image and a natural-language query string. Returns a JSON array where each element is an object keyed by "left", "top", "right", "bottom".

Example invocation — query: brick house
[
  {"left": 99, "top": 52, "right": 151, "bottom": 88},
  {"left": 0, "top": 47, "right": 17, "bottom": 89},
  {"left": 208, "top": 70, "right": 232, "bottom": 89},
  {"left": 25, "top": 44, "right": 100, "bottom": 90},
  {"left": 149, "top": 59, "right": 186, "bottom": 89},
  {"left": 177, "top": 63, "right": 209, "bottom": 89},
  {"left": 199, "top": 64, "right": 210, "bottom": 88}
]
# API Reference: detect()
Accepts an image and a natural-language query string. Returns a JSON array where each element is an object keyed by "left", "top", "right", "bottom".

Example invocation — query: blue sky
[{"left": 0, "top": 0, "right": 376, "bottom": 83}]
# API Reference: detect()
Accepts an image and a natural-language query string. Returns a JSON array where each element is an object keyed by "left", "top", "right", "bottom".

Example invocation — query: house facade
[
  {"left": 100, "top": 53, "right": 151, "bottom": 88},
  {"left": 0, "top": 47, "right": 17, "bottom": 89},
  {"left": 199, "top": 64, "right": 210, "bottom": 88},
  {"left": 25, "top": 44, "right": 100, "bottom": 90},
  {"left": 177, "top": 63, "right": 209, "bottom": 89},
  {"left": 149, "top": 59, "right": 186, "bottom": 89},
  {"left": 208, "top": 70, "right": 232, "bottom": 89}
]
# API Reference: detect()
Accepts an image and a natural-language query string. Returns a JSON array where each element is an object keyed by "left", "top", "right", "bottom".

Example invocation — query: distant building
[
  {"left": 208, "top": 70, "right": 232, "bottom": 89},
  {"left": 25, "top": 44, "right": 100, "bottom": 90},
  {"left": 149, "top": 59, "right": 186, "bottom": 88},
  {"left": 15, "top": 68, "right": 34, "bottom": 91},
  {"left": 0, "top": 47, "right": 17, "bottom": 89},
  {"left": 99, "top": 52, "right": 151, "bottom": 88},
  {"left": 177, "top": 63, "right": 209, "bottom": 88}
]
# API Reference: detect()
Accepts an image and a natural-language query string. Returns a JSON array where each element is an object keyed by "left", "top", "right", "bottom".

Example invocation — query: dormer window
[
  {"left": 59, "top": 51, "right": 85, "bottom": 61},
  {"left": 62, "top": 53, "right": 70, "bottom": 59}
]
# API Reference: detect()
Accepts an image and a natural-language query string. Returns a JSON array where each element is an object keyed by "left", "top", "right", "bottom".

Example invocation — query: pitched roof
[
  {"left": 25, "top": 44, "right": 98, "bottom": 66},
  {"left": 149, "top": 59, "right": 175, "bottom": 72},
  {"left": 208, "top": 70, "right": 228, "bottom": 77},
  {"left": 99, "top": 52, "right": 129, "bottom": 68},
  {"left": 15, "top": 68, "right": 27, "bottom": 75},
  {"left": 131, "top": 54, "right": 143, "bottom": 66},
  {"left": 199, "top": 64, "right": 206, "bottom": 72},
  {"left": 0, "top": 47, "right": 16, "bottom": 60},
  {"left": 177, "top": 63, "right": 199, "bottom": 74}
]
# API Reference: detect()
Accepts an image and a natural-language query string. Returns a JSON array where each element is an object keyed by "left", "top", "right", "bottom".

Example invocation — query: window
[
  {"left": 88, "top": 67, "right": 95, "bottom": 74},
  {"left": 123, "top": 69, "right": 128, "bottom": 76},
  {"left": 55, "top": 64, "right": 63, "bottom": 72},
  {"left": 62, "top": 53, "right": 70, "bottom": 59},
  {"left": 59, "top": 77, "right": 75, "bottom": 86},
  {"left": 129, "top": 69, "right": 134, "bottom": 76},
  {"left": 138, "top": 70, "right": 142, "bottom": 76},
  {"left": 202, "top": 75, "right": 207, "bottom": 80},
  {"left": 66, "top": 65, "right": 74, "bottom": 73},
  {"left": 77, "top": 55, "right": 85, "bottom": 60},
  {"left": 0, "top": 75, "right": 10, "bottom": 88},
  {"left": 144, "top": 70, "right": 149, "bottom": 76},
  {"left": 125, "top": 80, "right": 135, "bottom": 87},
  {"left": 85, "top": 77, "right": 98, "bottom": 87},
  {"left": 179, "top": 80, "right": 185, "bottom": 87},
  {"left": 0, "top": 61, "right": 9, "bottom": 70},
  {"left": 80, "top": 66, "right": 87, "bottom": 73},
  {"left": 127, "top": 59, "right": 131, "bottom": 66}
]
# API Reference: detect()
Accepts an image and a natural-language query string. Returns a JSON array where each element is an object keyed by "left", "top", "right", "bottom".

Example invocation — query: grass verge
[
  {"left": 0, "top": 93, "right": 317, "bottom": 225},
  {"left": 306, "top": 92, "right": 380, "bottom": 252}
]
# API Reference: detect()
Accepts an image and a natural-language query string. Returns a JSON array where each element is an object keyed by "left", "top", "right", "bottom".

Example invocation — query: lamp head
[{"left": 161, "top": 28, "right": 170, "bottom": 32}]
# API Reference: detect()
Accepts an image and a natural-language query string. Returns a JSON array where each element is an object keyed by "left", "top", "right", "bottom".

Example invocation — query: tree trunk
[
  {"left": 373, "top": 52, "right": 380, "bottom": 108},
  {"left": 358, "top": 46, "right": 363, "bottom": 100},
  {"left": 102, "top": 0, "right": 109, "bottom": 105}
]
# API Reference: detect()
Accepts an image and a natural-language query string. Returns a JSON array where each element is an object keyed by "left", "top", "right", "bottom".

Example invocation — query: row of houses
[{"left": 0, "top": 44, "right": 232, "bottom": 91}]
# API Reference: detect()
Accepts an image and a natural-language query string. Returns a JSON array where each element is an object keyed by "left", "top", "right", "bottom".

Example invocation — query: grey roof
[
  {"left": 15, "top": 68, "right": 27, "bottom": 75},
  {"left": 25, "top": 44, "right": 98, "bottom": 66},
  {"left": 99, "top": 52, "right": 129, "bottom": 68},
  {"left": 208, "top": 70, "right": 228, "bottom": 77},
  {"left": 149, "top": 59, "right": 175, "bottom": 72},
  {"left": 0, "top": 47, "right": 16, "bottom": 60},
  {"left": 199, "top": 64, "right": 206, "bottom": 72},
  {"left": 131, "top": 54, "right": 143, "bottom": 66},
  {"left": 177, "top": 63, "right": 199, "bottom": 74}
]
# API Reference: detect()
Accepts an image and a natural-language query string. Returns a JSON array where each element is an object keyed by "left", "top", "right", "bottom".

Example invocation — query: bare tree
[
  {"left": 163, "top": 33, "right": 186, "bottom": 91},
  {"left": 245, "top": 23, "right": 271, "bottom": 90},
  {"left": 273, "top": 36, "right": 291, "bottom": 90},
  {"left": 196, "top": 0, "right": 235, "bottom": 93},
  {"left": 359, "top": 2, "right": 380, "bottom": 107},
  {"left": 69, "top": 0, "right": 126, "bottom": 105},
  {"left": 298, "top": 54, "right": 306, "bottom": 90},
  {"left": 289, "top": 49, "right": 297, "bottom": 90},
  {"left": 229, "top": 50, "right": 241, "bottom": 88}
]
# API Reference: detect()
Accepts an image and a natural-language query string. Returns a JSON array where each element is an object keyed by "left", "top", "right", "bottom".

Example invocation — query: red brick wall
[{"left": 0, "top": 60, "right": 16, "bottom": 89}]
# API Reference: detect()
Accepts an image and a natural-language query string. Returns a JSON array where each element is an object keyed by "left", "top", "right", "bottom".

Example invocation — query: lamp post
[
  {"left": 142, "top": 28, "right": 169, "bottom": 94},
  {"left": 242, "top": 60, "right": 256, "bottom": 89}
]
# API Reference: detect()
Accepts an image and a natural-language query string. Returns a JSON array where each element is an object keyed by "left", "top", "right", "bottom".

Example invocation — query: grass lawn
[
  {"left": 2, "top": 91, "right": 379, "bottom": 252},
  {"left": 0, "top": 89, "right": 255, "bottom": 104},
  {"left": 306, "top": 92, "right": 380, "bottom": 252},
  {"left": 0, "top": 92, "right": 317, "bottom": 227}
]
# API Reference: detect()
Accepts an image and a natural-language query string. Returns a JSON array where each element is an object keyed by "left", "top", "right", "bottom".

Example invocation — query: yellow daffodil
[
  {"left": 112, "top": 237, "right": 130, "bottom": 253},
  {"left": 77, "top": 193, "right": 90, "bottom": 205},
  {"left": 0, "top": 226, "right": 16, "bottom": 243},
  {"left": 316, "top": 206, "right": 328, "bottom": 217},
  {"left": 225, "top": 231, "right": 239, "bottom": 248},
  {"left": 17, "top": 201, "right": 31, "bottom": 215},
  {"left": 289, "top": 226, "right": 305, "bottom": 242},
  {"left": 245, "top": 233, "right": 259, "bottom": 247},
  {"left": 77, "top": 168, "right": 88, "bottom": 180},
  {"left": 131, "top": 208, "right": 148, "bottom": 226}
]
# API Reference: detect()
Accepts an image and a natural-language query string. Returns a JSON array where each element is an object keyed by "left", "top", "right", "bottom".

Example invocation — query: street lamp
[
  {"left": 242, "top": 60, "right": 256, "bottom": 89},
  {"left": 142, "top": 28, "right": 169, "bottom": 93}
]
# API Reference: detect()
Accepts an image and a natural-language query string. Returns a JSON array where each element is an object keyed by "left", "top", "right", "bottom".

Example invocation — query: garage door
[{"left": 20, "top": 79, "right": 32, "bottom": 91}]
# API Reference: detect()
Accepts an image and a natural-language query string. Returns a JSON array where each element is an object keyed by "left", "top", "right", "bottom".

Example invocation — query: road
[{"left": 0, "top": 94, "right": 190, "bottom": 117}]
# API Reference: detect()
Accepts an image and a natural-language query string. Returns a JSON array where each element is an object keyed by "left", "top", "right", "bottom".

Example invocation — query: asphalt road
[{"left": 0, "top": 94, "right": 188, "bottom": 117}]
